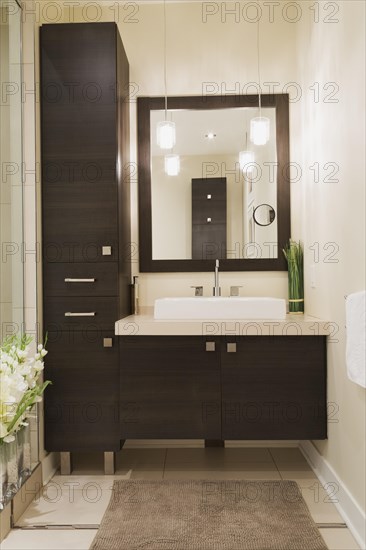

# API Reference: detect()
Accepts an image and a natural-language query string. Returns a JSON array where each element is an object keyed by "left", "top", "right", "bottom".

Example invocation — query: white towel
[{"left": 346, "top": 291, "right": 366, "bottom": 388}]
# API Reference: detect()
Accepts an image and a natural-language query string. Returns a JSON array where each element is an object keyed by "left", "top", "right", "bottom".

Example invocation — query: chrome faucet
[{"left": 213, "top": 259, "right": 221, "bottom": 297}]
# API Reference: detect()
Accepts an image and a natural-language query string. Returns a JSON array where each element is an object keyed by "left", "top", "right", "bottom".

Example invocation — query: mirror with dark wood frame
[{"left": 138, "top": 94, "right": 290, "bottom": 272}]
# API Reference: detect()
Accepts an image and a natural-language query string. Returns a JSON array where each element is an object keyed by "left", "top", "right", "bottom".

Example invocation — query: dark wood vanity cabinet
[
  {"left": 119, "top": 336, "right": 327, "bottom": 441},
  {"left": 41, "top": 23, "right": 131, "bottom": 452}
]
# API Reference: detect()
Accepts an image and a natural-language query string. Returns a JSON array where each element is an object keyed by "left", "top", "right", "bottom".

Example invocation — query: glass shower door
[{"left": 0, "top": 0, "right": 24, "bottom": 338}]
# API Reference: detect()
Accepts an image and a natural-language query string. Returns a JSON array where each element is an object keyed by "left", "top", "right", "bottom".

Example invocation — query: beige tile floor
[{"left": 2, "top": 447, "right": 361, "bottom": 550}]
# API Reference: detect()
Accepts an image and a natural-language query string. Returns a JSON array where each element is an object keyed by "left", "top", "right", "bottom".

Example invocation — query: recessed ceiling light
[{"left": 205, "top": 132, "right": 216, "bottom": 140}]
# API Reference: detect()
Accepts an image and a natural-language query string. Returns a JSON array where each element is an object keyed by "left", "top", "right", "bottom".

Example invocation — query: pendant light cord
[
  {"left": 256, "top": 1, "right": 262, "bottom": 115},
  {"left": 163, "top": 0, "right": 168, "bottom": 119}
]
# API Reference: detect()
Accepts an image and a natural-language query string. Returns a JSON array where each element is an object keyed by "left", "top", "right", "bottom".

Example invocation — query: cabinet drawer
[
  {"left": 44, "top": 296, "right": 118, "bottom": 331},
  {"left": 44, "top": 262, "right": 118, "bottom": 297}
]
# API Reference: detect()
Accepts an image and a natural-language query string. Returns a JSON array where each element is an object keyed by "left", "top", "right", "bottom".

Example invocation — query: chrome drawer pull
[
  {"left": 227, "top": 343, "right": 237, "bottom": 353},
  {"left": 64, "top": 278, "right": 96, "bottom": 283},
  {"left": 206, "top": 342, "right": 215, "bottom": 352},
  {"left": 64, "top": 312, "right": 96, "bottom": 317}
]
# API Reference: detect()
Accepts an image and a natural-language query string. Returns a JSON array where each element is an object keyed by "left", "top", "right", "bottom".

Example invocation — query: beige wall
[{"left": 292, "top": 0, "right": 366, "bottom": 513}]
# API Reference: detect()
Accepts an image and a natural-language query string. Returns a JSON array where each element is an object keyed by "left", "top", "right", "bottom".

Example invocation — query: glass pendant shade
[
  {"left": 164, "top": 154, "right": 180, "bottom": 176},
  {"left": 250, "top": 116, "right": 270, "bottom": 145},
  {"left": 239, "top": 150, "right": 255, "bottom": 173},
  {"left": 157, "top": 120, "right": 176, "bottom": 149}
]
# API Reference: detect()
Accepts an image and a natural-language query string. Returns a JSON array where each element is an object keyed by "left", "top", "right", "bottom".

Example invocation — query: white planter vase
[
  {"left": 0, "top": 424, "right": 33, "bottom": 507},
  {"left": 6, "top": 439, "right": 19, "bottom": 498},
  {"left": 18, "top": 424, "right": 32, "bottom": 483}
]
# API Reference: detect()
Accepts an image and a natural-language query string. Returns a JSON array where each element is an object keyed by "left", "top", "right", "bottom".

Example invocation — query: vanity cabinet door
[
  {"left": 42, "top": 183, "right": 119, "bottom": 263},
  {"left": 44, "top": 332, "right": 120, "bottom": 451},
  {"left": 120, "top": 336, "right": 221, "bottom": 439},
  {"left": 221, "top": 336, "right": 327, "bottom": 440}
]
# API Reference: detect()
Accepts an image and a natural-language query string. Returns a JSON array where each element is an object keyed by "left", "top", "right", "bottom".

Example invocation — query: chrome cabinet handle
[
  {"left": 64, "top": 312, "right": 96, "bottom": 317},
  {"left": 64, "top": 278, "right": 96, "bottom": 283},
  {"left": 206, "top": 342, "right": 215, "bottom": 352},
  {"left": 103, "top": 338, "right": 113, "bottom": 348},
  {"left": 227, "top": 343, "right": 237, "bottom": 353},
  {"left": 102, "top": 246, "right": 112, "bottom": 256}
]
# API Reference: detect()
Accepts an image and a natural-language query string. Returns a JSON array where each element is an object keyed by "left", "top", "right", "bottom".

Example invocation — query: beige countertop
[{"left": 115, "top": 307, "right": 333, "bottom": 337}]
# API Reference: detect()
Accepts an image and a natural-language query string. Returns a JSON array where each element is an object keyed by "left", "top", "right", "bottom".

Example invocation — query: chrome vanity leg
[
  {"left": 104, "top": 452, "right": 115, "bottom": 475},
  {"left": 60, "top": 452, "right": 72, "bottom": 475}
]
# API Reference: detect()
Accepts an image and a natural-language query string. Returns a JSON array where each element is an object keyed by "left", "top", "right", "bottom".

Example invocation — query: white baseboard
[
  {"left": 226, "top": 440, "right": 299, "bottom": 448},
  {"left": 299, "top": 441, "right": 366, "bottom": 550},
  {"left": 41, "top": 452, "right": 60, "bottom": 484}
]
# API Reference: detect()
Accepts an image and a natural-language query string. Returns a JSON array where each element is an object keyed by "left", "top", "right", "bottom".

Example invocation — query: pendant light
[
  {"left": 250, "top": 3, "right": 270, "bottom": 146},
  {"left": 239, "top": 132, "right": 255, "bottom": 173},
  {"left": 157, "top": 0, "right": 176, "bottom": 150},
  {"left": 165, "top": 154, "right": 180, "bottom": 176}
]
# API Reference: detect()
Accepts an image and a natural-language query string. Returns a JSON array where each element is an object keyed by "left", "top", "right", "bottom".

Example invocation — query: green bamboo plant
[{"left": 283, "top": 240, "right": 304, "bottom": 313}]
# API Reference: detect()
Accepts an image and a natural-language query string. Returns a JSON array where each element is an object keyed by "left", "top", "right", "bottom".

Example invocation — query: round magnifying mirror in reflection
[{"left": 253, "top": 204, "right": 276, "bottom": 226}]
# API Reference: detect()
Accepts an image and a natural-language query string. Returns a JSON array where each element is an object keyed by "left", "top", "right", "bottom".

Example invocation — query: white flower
[
  {"left": 33, "top": 360, "right": 44, "bottom": 372},
  {"left": 1, "top": 334, "right": 50, "bottom": 443}
]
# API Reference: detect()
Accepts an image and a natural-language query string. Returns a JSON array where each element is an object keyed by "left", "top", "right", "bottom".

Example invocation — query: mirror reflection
[
  {"left": 253, "top": 204, "right": 276, "bottom": 226},
  {"left": 150, "top": 107, "right": 278, "bottom": 261}
]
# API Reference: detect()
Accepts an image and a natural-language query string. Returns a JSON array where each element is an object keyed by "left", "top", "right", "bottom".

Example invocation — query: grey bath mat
[{"left": 90, "top": 480, "right": 328, "bottom": 550}]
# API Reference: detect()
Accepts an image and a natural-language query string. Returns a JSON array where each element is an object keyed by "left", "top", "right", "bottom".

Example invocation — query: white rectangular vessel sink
[{"left": 154, "top": 297, "right": 287, "bottom": 320}]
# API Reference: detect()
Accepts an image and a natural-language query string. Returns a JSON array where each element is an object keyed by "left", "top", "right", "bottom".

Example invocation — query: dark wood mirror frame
[{"left": 138, "top": 94, "right": 290, "bottom": 272}]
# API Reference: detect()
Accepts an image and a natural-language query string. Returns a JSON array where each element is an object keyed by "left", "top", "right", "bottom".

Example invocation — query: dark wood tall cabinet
[
  {"left": 41, "top": 23, "right": 131, "bottom": 461},
  {"left": 192, "top": 177, "right": 227, "bottom": 260}
]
